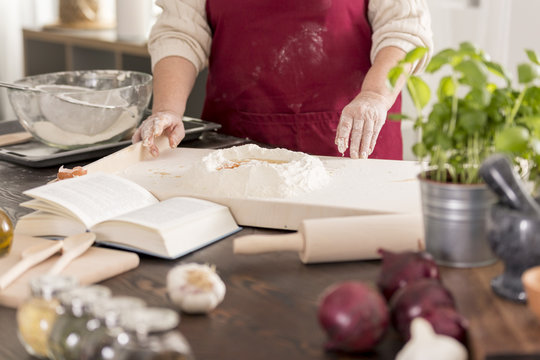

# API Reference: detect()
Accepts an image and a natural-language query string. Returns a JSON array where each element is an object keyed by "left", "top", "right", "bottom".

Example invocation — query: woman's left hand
[{"left": 335, "top": 91, "right": 392, "bottom": 159}]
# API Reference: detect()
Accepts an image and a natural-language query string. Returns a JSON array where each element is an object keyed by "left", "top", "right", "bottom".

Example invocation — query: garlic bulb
[
  {"left": 396, "top": 317, "right": 468, "bottom": 360},
  {"left": 166, "top": 263, "right": 226, "bottom": 314}
]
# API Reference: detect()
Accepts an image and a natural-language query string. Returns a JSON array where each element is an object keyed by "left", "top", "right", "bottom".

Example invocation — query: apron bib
[{"left": 202, "top": 0, "right": 402, "bottom": 159}]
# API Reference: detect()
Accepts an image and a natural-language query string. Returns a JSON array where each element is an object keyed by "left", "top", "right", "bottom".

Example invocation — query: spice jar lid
[
  {"left": 90, "top": 296, "right": 146, "bottom": 325},
  {"left": 120, "top": 307, "right": 180, "bottom": 334},
  {"left": 59, "top": 285, "right": 112, "bottom": 310},
  {"left": 29, "top": 274, "right": 78, "bottom": 300}
]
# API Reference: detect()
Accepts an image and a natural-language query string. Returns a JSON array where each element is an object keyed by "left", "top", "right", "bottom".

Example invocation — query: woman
[{"left": 133, "top": 0, "right": 433, "bottom": 159}]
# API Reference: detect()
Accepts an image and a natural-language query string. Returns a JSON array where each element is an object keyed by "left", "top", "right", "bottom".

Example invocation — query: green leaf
[
  {"left": 421, "top": 126, "right": 439, "bottom": 148},
  {"left": 413, "top": 117, "right": 424, "bottom": 130},
  {"left": 518, "top": 63, "right": 537, "bottom": 84},
  {"left": 455, "top": 60, "right": 488, "bottom": 88},
  {"left": 458, "top": 109, "right": 487, "bottom": 134},
  {"left": 388, "top": 113, "right": 409, "bottom": 121},
  {"left": 459, "top": 42, "right": 477, "bottom": 54},
  {"left": 484, "top": 61, "right": 508, "bottom": 80},
  {"left": 426, "top": 56, "right": 446, "bottom": 73},
  {"left": 426, "top": 49, "right": 455, "bottom": 73},
  {"left": 403, "top": 47, "right": 428, "bottom": 64},
  {"left": 407, "top": 76, "right": 431, "bottom": 110},
  {"left": 436, "top": 133, "right": 453, "bottom": 150},
  {"left": 486, "top": 83, "right": 498, "bottom": 93},
  {"left": 522, "top": 87, "right": 540, "bottom": 110},
  {"left": 387, "top": 66, "right": 404, "bottom": 87},
  {"left": 464, "top": 88, "right": 491, "bottom": 109},
  {"left": 526, "top": 49, "right": 540, "bottom": 65},
  {"left": 426, "top": 102, "right": 452, "bottom": 131},
  {"left": 431, "top": 101, "right": 452, "bottom": 116},
  {"left": 490, "top": 88, "right": 513, "bottom": 109},
  {"left": 452, "top": 129, "right": 468, "bottom": 145},
  {"left": 412, "top": 142, "right": 427, "bottom": 158},
  {"left": 531, "top": 138, "right": 540, "bottom": 155},
  {"left": 519, "top": 116, "right": 540, "bottom": 137},
  {"left": 437, "top": 76, "right": 457, "bottom": 102},
  {"left": 494, "top": 126, "right": 530, "bottom": 153},
  {"left": 450, "top": 54, "right": 465, "bottom": 67}
]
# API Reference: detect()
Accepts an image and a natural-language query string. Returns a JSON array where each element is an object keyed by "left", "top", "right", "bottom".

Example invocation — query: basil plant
[{"left": 389, "top": 42, "right": 540, "bottom": 189}]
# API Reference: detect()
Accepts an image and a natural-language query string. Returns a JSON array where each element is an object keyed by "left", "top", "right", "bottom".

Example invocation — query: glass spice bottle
[
  {"left": 48, "top": 284, "right": 112, "bottom": 360},
  {"left": 0, "top": 208, "right": 14, "bottom": 257},
  {"left": 16, "top": 275, "right": 78, "bottom": 358},
  {"left": 112, "top": 307, "right": 194, "bottom": 360},
  {"left": 79, "top": 296, "right": 146, "bottom": 360}
]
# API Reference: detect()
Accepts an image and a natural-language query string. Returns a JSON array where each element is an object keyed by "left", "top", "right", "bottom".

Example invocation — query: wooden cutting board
[
  {"left": 0, "top": 235, "right": 140, "bottom": 308},
  {"left": 85, "top": 145, "right": 422, "bottom": 230}
]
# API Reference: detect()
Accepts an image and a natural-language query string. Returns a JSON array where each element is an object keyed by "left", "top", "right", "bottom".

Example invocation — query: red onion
[
  {"left": 317, "top": 281, "right": 389, "bottom": 352},
  {"left": 390, "top": 278, "right": 467, "bottom": 342},
  {"left": 377, "top": 248, "right": 440, "bottom": 301}
]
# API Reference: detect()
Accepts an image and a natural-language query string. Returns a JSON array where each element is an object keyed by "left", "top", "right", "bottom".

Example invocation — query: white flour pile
[{"left": 179, "top": 144, "right": 331, "bottom": 198}]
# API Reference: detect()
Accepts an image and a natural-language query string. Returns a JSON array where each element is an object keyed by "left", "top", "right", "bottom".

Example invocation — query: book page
[
  {"left": 15, "top": 211, "right": 87, "bottom": 237},
  {"left": 21, "top": 199, "right": 78, "bottom": 219},
  {"left": 91, "top": 197, "right": 240, "bottom": 258},
  {"left": 23, "top": 173, "right": 159, "bottom": 228},
  {"left": 104, "top": 197, "right": 224, "bottom": 229}
]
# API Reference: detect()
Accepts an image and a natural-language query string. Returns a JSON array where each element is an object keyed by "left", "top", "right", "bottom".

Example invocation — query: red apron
[{"left": 202, "top": 0, "right": 402, "bottom": 159}]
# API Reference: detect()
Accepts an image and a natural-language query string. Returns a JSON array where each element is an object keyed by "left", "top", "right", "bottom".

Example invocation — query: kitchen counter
[{"left": 0, "top": 140, "right": 540, "bottom": 360}]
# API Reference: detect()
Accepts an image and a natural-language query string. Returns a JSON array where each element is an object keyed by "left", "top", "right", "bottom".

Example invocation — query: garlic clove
[
  {"left": 396, "top": 317, "right": 468, "bottom": 360},
  {"left": 166, "top": 263, "right": 226, "bottom": 314}
]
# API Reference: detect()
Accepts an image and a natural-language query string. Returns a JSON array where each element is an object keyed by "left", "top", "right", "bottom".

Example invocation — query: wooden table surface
[{"left": 1, "top": 137, "right": 540, "bottom": 360}]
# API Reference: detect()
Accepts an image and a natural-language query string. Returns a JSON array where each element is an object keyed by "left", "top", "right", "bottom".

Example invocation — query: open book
[{"left": 15, "top": 173, "right": 241, "bottom": 259}]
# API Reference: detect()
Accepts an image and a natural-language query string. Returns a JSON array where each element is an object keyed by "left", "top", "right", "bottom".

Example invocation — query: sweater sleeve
[
  {"left": 368, "top": 0, "right": 433, "bottom": 73},
  {"left": 148, "top": 0, "right": 211, "bottom": 73}
]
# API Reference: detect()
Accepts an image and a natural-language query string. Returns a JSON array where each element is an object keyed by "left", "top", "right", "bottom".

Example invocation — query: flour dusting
[{"left": 179, "top": 144, "right": 331, "bottom": 199}]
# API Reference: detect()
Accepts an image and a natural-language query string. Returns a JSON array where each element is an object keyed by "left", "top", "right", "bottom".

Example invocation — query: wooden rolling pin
[
  {"left": 233, "top": 213, "right": 424, "bottom": 263},
  {"left": 0, "top": 132, "right": 33, "bottom": 147}
]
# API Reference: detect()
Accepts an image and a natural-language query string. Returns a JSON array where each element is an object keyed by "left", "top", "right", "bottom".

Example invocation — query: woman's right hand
[{"left": 132, "top": 110, "right": 185, "bottom": 157}]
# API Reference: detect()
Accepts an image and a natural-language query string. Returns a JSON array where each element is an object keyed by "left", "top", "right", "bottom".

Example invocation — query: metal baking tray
[{"left": 0, "top": 117, "right": 221, "bottom": 168}]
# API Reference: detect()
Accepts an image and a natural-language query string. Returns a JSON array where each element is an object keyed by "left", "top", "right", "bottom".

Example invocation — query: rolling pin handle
[{"left": 233, "top": 232, "right": 304, "bottom": 254}]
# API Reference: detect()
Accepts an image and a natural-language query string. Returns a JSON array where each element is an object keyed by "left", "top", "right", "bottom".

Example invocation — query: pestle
[{"left": 479, "top": 154, "right": 540, "bottom": 216}]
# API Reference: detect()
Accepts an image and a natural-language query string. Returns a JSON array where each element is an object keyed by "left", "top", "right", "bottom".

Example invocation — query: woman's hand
[
  {"left": 132, "top": 110, "right": 185, "bottom": 157},
  {"left": 335, "top": 91, "right": 392, "bottom": 159}
]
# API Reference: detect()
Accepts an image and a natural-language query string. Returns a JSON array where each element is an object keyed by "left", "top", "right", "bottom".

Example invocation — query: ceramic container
[{"left": 523, "top": 266, "right": 540, "bottom": 319}]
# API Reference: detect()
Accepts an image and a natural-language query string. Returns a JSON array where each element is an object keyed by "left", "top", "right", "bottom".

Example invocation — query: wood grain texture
[
  {"left": 1, "top": 139, "right": 540, "bottom": 360},
  {"left": 0, "top": 235, "right": 139, "bottom": 307}
]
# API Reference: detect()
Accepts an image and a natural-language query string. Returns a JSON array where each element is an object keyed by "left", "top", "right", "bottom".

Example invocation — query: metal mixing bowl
[{"left": 7, "top": 70, "right": 153, "bottom": 150}]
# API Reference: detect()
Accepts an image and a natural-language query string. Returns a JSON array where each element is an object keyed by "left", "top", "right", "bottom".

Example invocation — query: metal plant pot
[{"left": 418, "top": 173, "right": 497, "bottom": 268}]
